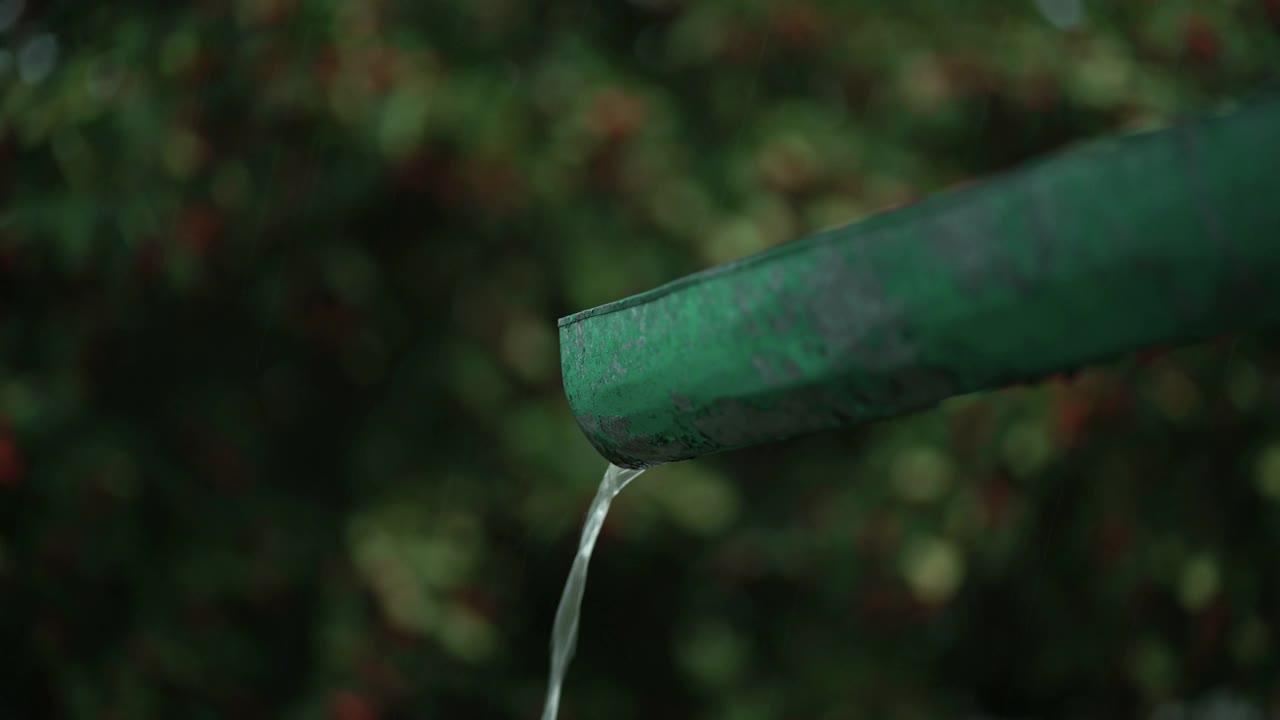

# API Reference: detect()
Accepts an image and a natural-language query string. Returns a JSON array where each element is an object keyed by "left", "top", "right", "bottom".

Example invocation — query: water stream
[{"left": 541, "top": 463, "right": 648, "bottom": 720}]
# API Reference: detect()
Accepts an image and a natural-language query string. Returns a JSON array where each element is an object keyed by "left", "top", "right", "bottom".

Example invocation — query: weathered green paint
[{"left": 559, "top": 93, "right": 1280, "bottom": 469}]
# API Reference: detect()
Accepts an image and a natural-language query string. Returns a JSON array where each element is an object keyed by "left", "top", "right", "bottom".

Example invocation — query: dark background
[{"left": 3, "top": 0, "right": 1280, "bottom": 718}]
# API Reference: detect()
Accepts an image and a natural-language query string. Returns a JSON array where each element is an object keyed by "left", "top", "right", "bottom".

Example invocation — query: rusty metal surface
[{"left": 559, "top": 93, "right": 1280, "bottom": 468}]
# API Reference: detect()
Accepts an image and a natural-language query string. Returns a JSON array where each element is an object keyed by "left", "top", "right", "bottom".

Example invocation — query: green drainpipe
[{"left": 559, "top": 91, "right": 1280, "bottom": 469}]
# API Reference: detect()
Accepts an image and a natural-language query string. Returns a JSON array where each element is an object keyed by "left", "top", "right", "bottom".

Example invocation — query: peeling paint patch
[
  {"left": 802, "top": 238, "right": 915, "bottom": 371},
  {"left": 752, "top": 355, "right": 779, "bottom": 385}
]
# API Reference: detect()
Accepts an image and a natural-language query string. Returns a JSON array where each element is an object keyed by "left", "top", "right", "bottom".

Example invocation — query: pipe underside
[{"left": 558, "top": 92, "right": 1280, "bottom": 469}]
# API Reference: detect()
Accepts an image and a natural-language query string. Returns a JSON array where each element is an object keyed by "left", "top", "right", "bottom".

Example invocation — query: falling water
[{"left": 541, "top": 463, "right": 647, "bottom": 720}]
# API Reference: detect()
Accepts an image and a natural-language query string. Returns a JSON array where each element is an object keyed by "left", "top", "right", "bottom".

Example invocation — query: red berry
[
  {"left": 1266, "top": 0, "right": 1280, "bottom": 28},
  {"left": 330, "top": 691, "right": 378, "bottom": 720},
  {"left": 1184, "top": 14, "right": 1220, "bottom": 63},
  {"left": 0, "top": 435, "right": 22, "bottom": 488},
  {"left": 179, "top": 204, "right": 222, "bottom": 256}
]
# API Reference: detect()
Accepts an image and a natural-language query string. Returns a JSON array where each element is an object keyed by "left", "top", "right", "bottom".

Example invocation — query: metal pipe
[{"left": 559, "top": 92, "right": 1280, "bottom": 468}]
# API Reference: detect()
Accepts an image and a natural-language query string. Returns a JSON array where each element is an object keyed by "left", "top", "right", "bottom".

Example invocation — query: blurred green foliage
[{"left": 2, "top": 0, "right": 1280, "bottom": 718}]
